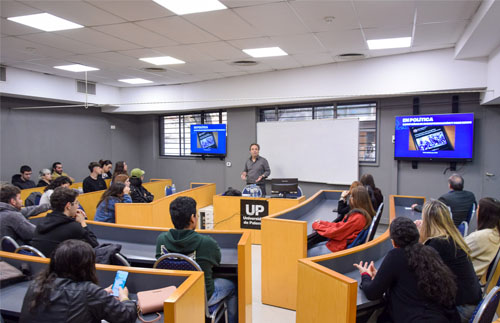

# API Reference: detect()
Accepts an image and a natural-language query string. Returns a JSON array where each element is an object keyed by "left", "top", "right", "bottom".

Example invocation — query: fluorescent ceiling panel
[
  {"left": 54, "top": 64, "right": 99, "bottom": 72},
  {"left": 367, "top": 37, "right": 412, "bottom": 50},
  {"left": 243, "top": 47, "right": 288, "bottom": 58},
  {"left": 7, "top": 13, "right": 83, "bottom": 32},
  {"left": 152, "top": 0, "right": 227, "bottom": 15},
  {"left": 140, "top": 56, "right": 185, "bottom": 65},
  {"left": 119, "top": 78, "right": 153, "bottom": 84}
]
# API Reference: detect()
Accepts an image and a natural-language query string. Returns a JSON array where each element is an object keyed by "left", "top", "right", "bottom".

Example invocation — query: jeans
[{"left": 208, "top": 278, "right": 238, "bottom": 323}]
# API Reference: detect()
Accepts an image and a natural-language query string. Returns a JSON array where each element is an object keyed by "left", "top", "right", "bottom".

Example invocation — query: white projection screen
[{"left": 256, "top": 119, "right": 359, "bottom": 185}]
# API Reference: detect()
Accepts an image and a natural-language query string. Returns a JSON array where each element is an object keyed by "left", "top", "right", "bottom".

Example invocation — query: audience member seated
[
  {"left": 94, "top": 183, "right": 132, "bottom": 223},
  {"left": 39, "top": 176, "right": 72, "bottom": 206},
  {"left": 129, "top": 168, "right": 154, "bottom": 203},
  {"left": 307, "top": 186, "right": 374, "bottom": 255},
  {"left": 20, "top": 239, "right": 137, "bottom": 323},
  {"left": 99, "top": 159, "right": 113, "bottom": 180},
  {"left": 111, "top": 161, "right": 128, "bottom": 182},
  {"left": 465, "top": 197, "right": 500, "bottom": 278},
  {"left": 83, "top": 162, "right": 107, "bottom": 193},
  {"left": 360, "top": 173, "right": 383, "bottom": 211},
  {"left": 354, "top": 217, "right": 460, "bottom": 322},
  {"left": 412, "top": 174, "right": 476, "bottom": 227},
  {"left": 31, "top": 187, "right": 98, "bottom": 257},
  {"left": 11, "top": 165, "right": 36, "bottom": 189},
  {"left": 155, "top": 196, "right": 238, "bottom": 323},
  {"left": 416, "top": 200, "right": 481, "bottom": 322},
  {"left": 0, "top": 184, "right": 50, "bottom": 245},
  {"left": 333, "top": 181, "right": 362, "bottom": 222},
  {"left": 51, "top": 161, "right": 75, "bottom": 182},
  {"left": 36, "top": 168, "right": 52, "bottom": 187},
  {"left": 113, "top": 174, "right": 130, "bottom": 186}
]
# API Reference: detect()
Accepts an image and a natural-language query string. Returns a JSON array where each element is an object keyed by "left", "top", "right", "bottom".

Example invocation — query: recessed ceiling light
[
  {"left": 119, "top": 78, "right": 153, "bottom": 84},
  {"left": 242, "top": 47, "right": 288, "bottom": 58},
  {"left": 367, "top": 37, "right": 412, "bottom": 50},
  {"left": 152, "top": 0, "right": 227, "bottom": 15},
  {"left": 7, "top": 13, "right": 83, "bottom": 32},
  {"left": 140, "top": 56, "right": 185, "bottom": 65},
  {"left": 54, "top": 64, "right": 99, "bottom": 72}
]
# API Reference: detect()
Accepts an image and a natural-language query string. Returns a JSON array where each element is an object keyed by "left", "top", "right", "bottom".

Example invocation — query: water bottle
[{"left": 171, "top": 184, "right": 176, "bottom": 194}]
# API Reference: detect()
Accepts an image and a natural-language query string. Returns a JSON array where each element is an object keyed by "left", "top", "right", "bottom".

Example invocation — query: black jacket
[
  {"left": 83, "top": 175, "right": 107, "bottom": 193},
  {"left": 36, "top": 179, "right": 49, "bottom": 187},
  {"left": 439, "top": 190, "right": 476, "bottom": 226},
  {"left": 129, "top": 177, "right": 154, "bottom": 203},
  {"left": 11, "top": 174, "right": 36, "bottom": 189},
  {"left": 20, "top": 277, "right": 137, "bottom": 323},
  {"left": 31, "top": 211, "right": 99, "bottom": 257}
]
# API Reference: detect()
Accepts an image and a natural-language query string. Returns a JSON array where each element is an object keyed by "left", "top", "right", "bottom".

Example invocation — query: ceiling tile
[
  {"left": 292, "top": 52, "right": 334, "bottom": 67},
  {"left": 416, "top": 0, "right": 481, "bottom": 24},
  {"left": 363, "top": 24, "right": 413, "bottom": 40},
  {"left": 118, "top": 48, "right": 171, "bottom": 59},
  {"left": 199, "top": 60, "right": 243, "bottom": 73},
  {"left": 94, "top": 23, "right": 177, "bottom": 48},
  {"left": 153, "top": 44, "right": 218, "bottom": 62},
  {"left": 413, "top": 21, "right": 469, "bottom": 46},
  {"left": 55, "top": 28, "right": 141, "bottom": 51},
  {"left": 222, "top": 1, "right": 285, "bottom": 9},
  {"left": 1, "top": 36, "right": 74, "bottom": 59},
  {"left": 290, "top": 1, "right": 359, "bottom": 33},
  {"left": 86, "top": 0, "right": 173, "bottom": 21},
  {"left": 0, "top": 18, "right": 42, "bottom": 36},
  {"left": 136, "top": 16, "right": 219, "bottom": 44},
  {"left": 88, "top": 51, "right": 148, "bottom": 68},
  {"left": 0, "top": 0, "right": 40, "bottom": 18},
  {"left": 270, "top": 33, "right": 326, "bottom": 54},
  {"left": 184, "top": 9, "right": 262, "bottom": 40},
  {"left": 188, "top": 41, "right": 247, "bottom": 60},
  {"left": 315, "top": 29, "right": 367, "bottom": 53},
  {"left": 259, "top": 55, "right": 302, "bottom": 70},
  {"left": 234, "top": 2, "right": 309, "bottom": 36},
  {"left": 228, "top": 37, "right": 276, "bottom": 50},
  {"left": 20, "top": 32, "right": 103, "bottom": 54},
  {"left": 353, "top": 0, "right": 416, "bottom": 29}
]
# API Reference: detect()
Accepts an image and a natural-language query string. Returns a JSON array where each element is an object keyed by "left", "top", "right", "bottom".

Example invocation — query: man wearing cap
[{"left": 129, "top": 168, "right": 154, "bottom": 203}]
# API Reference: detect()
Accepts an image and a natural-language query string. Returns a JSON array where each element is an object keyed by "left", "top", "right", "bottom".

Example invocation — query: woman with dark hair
[
  {"left": 360, "top": 173, "right": 383, "bottom": 211},
  {"left": 39, "top": 176, "right": 72, "bottom": 205},
  {"left": 417, "top": 200, "right": 482, "bottom": 322},
  {"left": 354, "top": 217, "right": 460, "bottom": 322},
  {"left": 94, "top": 182, "right": 132, "bottom": 223},
  {"left": 307, "top": 186, "right": 375, "bottom": 255},
  {"left": 111, "top": 161, "right": 128, "bottom": 182},
  {"left": 20, "top": 240, "right": 136, "bottom": 323},
  {"left": 465, "top": 197, "right": 500, "bottom": 278},
  {"left": 99, "top": 159, "right": 113, "bottom": 180}
]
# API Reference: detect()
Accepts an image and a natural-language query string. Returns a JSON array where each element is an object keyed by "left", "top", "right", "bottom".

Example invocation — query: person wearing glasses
[{"left": 31, "top": 187, "right": 98, "bottom": 257}]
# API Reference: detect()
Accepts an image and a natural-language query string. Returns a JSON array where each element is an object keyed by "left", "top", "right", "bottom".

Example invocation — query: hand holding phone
[{"left": 112, "top": 270, "right": 129, "bottom": 297}]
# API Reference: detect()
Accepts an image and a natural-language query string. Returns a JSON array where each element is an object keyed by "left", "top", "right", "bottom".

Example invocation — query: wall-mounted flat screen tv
[
  {"left": 394, "top": 113, "right": 474, "bottom": 161},
  {"left": 190, "top": 124, "right": 227, "bottom": 156}
]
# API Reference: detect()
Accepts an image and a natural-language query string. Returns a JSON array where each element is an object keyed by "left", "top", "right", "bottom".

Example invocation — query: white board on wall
[{"left": 256, "top": 119, "right": 359, "bottom": 185}]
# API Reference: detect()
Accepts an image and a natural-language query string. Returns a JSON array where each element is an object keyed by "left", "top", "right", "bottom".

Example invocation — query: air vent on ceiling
[
  {"left": 142, "top": 67, "right": 168, "bottom": 72},
  {"left": 337, "top": 53, "right": 365, "bottom": 61},
  {"left": 231, "top": 60, "right": 258, "bottom": 66},
  {"left": 76, "top": 79, "right": 96, "bottom": 95},
  {"left": 0, "top": 66, "right": 6, "bottom": 82}
]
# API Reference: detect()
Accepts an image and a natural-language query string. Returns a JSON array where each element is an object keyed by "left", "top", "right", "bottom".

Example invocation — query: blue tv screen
[
  {"left": 190, "top": 124, "right": 227, "bottom": 156},
  {"left": 394, "top": 113, "right": 474, "bottom": 161}
]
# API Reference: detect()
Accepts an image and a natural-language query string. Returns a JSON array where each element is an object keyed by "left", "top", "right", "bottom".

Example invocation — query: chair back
[
  {"left": 467, "top": 202, "right": 477, "bottom": 233},
  {"left": 485, "top": 249, "right": 500, "bottom": 295},
  {"left": 346, "top": 229, "right": 368, "bottom": 249},
  {"left": 112, "top": 253, "right": 131, "bottom": 267},
  {"left": 366, "top": 202, "right": 384, "bottom": 243},
  {"left": 14, "top": 245, "right": 46, "bottom": 258},
  {"left": 458, "top": 221, "right": 468, "bottom": 237},
  {"left": 471, "top": 286, "right": 500, "bottom": 323},
  {"left": 1, "top": 236, "right": 20, "bottom": 252},
  {"left": 153, "top": 253, "right": 228, "bottom": 323}
]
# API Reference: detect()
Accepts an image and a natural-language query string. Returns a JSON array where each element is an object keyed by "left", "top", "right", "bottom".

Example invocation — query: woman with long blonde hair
[{"left": 417, "top": 200, "right": 481, "bottom": 322}]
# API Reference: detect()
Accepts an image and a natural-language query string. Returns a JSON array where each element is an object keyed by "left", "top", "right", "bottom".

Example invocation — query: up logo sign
[{"left": 240, "top": 199, "right": 269, "bottom": 229}]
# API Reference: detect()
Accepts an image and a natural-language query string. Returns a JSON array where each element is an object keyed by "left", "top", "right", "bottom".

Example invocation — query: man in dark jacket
[
  {"left": 82, "top": 162, "right": 107, "bottom": 193},
  {"left": 412, "top": 173, "right": 476, "bottom": 226},
  {"left": 129, "top": 168, "right": 154, "bottom": 203},
  {"left": 31, "top": 187, "right": 98, "bottom": 256},
  {"left": 11, "top": 165, "right": 36, "bottom": 189},
  {"left": 155, "top": 196, "right": 237, "bottom": 323},
  {"left": 0, "top": 184, "right": 50, "bottom": 245}
]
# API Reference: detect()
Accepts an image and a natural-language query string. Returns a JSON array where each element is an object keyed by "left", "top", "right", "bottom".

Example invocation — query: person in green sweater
[{"left": 155, "top": 196, "right": 237, "bottom": 323}]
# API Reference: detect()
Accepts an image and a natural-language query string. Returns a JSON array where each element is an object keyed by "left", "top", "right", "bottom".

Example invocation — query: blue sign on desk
[{"left": 240, "top": 199, "right": 268, "bottom": 229}]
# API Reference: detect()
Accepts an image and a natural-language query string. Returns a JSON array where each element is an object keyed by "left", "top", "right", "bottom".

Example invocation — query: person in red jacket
[{"left": 308, "top": 186, "right": 375, "bottom": 256}]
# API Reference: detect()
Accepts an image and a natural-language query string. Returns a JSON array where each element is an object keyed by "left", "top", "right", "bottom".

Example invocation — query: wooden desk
[
  {"left": 0, "top": 251, "right": 205, "bottom": 323},
  {"left": 261, "top": 190, "right": 341, "bottom": 310},
  {"left": 390, "top": 195, "right": 425, "bottom": 221},
  {"left": 115, "top": 183, "right": 215, "bottom": 227},
  {"left": 212, "top": 195, "right": 306, "bottom": 244}
]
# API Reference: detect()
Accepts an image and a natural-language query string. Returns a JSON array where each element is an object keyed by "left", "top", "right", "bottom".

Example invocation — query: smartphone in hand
[{"left": 112, "top": 270, "right": 129, "bottom": 297}]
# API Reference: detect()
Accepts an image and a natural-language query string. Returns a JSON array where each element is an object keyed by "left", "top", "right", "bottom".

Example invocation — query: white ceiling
[{"left": 0, "top": 0, "right": 485, "bottom": 87}]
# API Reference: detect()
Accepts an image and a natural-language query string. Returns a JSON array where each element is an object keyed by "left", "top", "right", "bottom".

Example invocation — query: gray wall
[
  {"left": 2, "top": 93, "right": 499, "bottom": 224},
  {"left": 0, "top": 96, "right": 141, "bottom": 183}
]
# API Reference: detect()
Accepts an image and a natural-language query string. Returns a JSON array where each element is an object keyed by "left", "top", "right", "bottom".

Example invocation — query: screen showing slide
[
  {"left": 190, "top": 124, "right": 227, "bottom": 155},
  {"left": 394, "top": 113, "right": 474, "bottom": 161}
]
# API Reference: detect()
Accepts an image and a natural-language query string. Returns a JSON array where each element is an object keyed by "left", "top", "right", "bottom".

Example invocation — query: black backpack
[{"left": 24, "top": 192, "right": 42, "bottom": 206}]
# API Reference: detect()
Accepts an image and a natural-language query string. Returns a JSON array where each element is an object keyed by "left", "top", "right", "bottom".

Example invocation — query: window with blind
[
  {"left": 259, "top": 102, "right": 377, "bottom": 163},
  {"left": 160, "top": 111, "right": 227, "bottom": 157}
]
